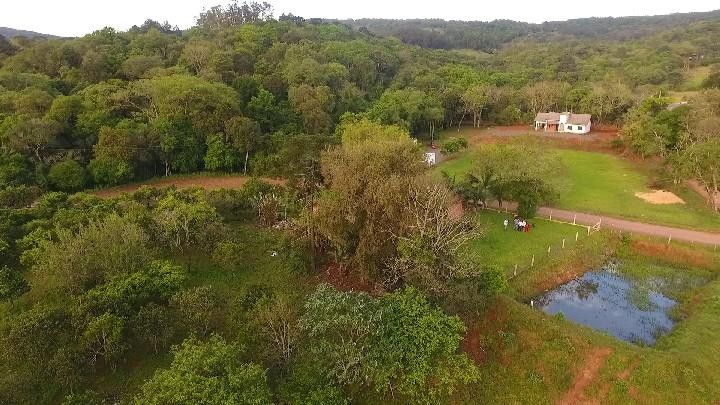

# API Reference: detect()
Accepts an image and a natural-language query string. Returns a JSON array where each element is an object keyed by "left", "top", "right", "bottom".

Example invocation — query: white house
[{"left": 534, "top": 112, "right": 592, "bottom": 134}]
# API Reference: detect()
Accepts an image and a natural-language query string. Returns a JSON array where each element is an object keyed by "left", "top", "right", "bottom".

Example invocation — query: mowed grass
[
  {"left": 465, "top": 210, "right": 586, "bottom": 274},
  {"left": 436, "top": 148, "right": 720, "bottom": 231}
]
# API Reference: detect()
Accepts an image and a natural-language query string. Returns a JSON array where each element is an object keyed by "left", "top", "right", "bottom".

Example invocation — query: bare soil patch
[
  {"left": 92, "top": 175, "right": 286, "bottom": 198},
  {"left": 558, "top": 347, "right": 613, "bottom": 405},
  {"left": 634, "top": 190, "right": 685, "bottom": 205},
  {"left": 461, "top": 326, "right": 486, "bottom": 364}
]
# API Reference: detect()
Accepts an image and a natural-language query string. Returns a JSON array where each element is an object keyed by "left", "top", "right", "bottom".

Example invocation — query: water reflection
[{"left": 535, "top": 268, "right": 677, "bottom": 345}]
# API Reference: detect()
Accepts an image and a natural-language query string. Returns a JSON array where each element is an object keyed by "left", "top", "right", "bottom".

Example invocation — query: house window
[{"left": 567, "top": 125, "right": 573, "bottom": 130}]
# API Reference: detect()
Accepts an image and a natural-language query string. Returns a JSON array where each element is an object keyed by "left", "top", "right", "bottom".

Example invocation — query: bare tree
[{"left": 385, "top": 182, "right": 481, "bottom": 292}]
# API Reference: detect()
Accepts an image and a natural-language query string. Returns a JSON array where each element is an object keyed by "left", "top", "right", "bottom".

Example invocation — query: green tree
[
  {"left": 152, "top": 191, "right": 223, "bottom": 251},
  {"left": 32, "top": 215, "right": 152, "bottom": 293},
  {"left": 80, "top": 313, "right": 126, "bottom": 369},
  {"left": 134, "top": 335, "right": 272, "bottom": 405},
  {"left": 88, "top": 157, "right": 133, "bottom": 187},
  {"left": 467, "top": 142, "right": 564, "bottom": 217},
  {"left": 170, "top": 286, "right": 223, "bottom": 337},
  {"left": 133, "top": 303, "right": 175, "bottom": 354},
  {"left": 0, "top": 266, "right": 29, "bottom": 304},
  {"left": 204, "top": 133, "right": 240, "bottom": 172},
  {"left": 48, "top": 160, "right": 87, "bottom": 192},
  {"left": 225, "top": 116, "right": 260, "bottom": 173},
  {"left": 336, "top": 116, "right": 410, "bottom": 145},
  {"left": 300, "top": 284, "right": 478, "bottom": 402},
  {"left": 314, "top": 136, "right": 426, "bottom": 278}
]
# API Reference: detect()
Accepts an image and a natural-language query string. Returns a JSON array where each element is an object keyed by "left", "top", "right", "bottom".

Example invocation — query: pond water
[{"left": 535, "top": 263, "right": 677, "bottom": 345}]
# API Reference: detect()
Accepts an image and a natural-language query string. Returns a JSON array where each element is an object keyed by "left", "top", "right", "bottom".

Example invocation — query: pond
[{"left": 535, "top": 263, "right": 677, "bottom": 345}]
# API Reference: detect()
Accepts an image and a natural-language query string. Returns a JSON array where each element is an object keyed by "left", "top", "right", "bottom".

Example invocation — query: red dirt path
[{"left": 558, "top": 347, "right": 613, "bottom": 405}]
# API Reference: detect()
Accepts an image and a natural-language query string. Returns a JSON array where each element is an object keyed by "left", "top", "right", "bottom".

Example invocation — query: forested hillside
[
  {"left": 340, "top": 10, "right": 720, "bottom": 51},
  {"left": 0, "top": 27, "right": 57, "bottom": 39},
  {"left": 1, "top": 4, "right": 719, "bottom": 199},
  {"left": 1, "top": 2, "right": 720, "bottom": 403}
]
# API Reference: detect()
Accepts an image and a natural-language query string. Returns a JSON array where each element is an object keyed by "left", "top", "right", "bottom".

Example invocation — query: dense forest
[
  {"left": 340, "top": 10, "right": 720, "bottom": 52},
  {"left": 1, "top": 2, "right": 720, "bottom": 403}
]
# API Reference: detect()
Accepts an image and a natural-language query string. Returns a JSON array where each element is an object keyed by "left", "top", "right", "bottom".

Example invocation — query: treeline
[
  {"left": 340, "top": 10, "right": 720, "bottom": 51},
  {"left": 0, "top": 3, "right": 719, "bottom": 200}
]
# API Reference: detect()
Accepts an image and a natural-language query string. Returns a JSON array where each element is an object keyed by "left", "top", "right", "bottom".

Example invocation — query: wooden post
[
  {"left": 573, "top": 214, "right": 576, "bottom": 225},
  {"left": 547, "top": 245, "right": 551, "bottom": 254},
  {"left": 549, "top": 210, "right": 553, "bottom": 221},
  {"left": 667, "top": 234, "right": 672, "bottom": 245},
  {"left": 514, "top": 264, "right": 518, "bottom": 277},
  {"left": 576, "top": 231, "right": 579, "bottom": 242},
  {"left": 587, "top": 226, "right": 590, "bottom": 236},
  {"left": 531, "top": 255, "right": 535, "bottom": 267},
  {"left": 562, "top": 239, "right": 566, "bottom": 249}
]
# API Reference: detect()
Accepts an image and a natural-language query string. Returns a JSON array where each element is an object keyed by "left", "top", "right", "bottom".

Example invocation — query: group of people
[{"left": 503, "top": 215, "right": 532, "bottom": 232}]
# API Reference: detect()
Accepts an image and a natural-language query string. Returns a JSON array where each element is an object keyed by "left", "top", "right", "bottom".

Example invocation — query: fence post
[
  {"left": 550, "top": 210, "right": 553, "bottom": 221},
  {"left": 562, "top": 238, "right": 566, "bottom": 249},
  {"left": 667, "top": 234, "right": 672, "bottom": 245},
  {"left": 531, "top": 255, "right": 535, "bottom": 267},
  {"left": 514, "top": 264, "right": 518, "bottom": 277},
  {"left": 587, "top": 226, "right": 590, "bottom": 236},
  {"left": 547, "top": 245, "right": 551, "bottom": 254},
  {"left": 576, "top": 231, "right": 579, "bottom": 242},
  {"left": 573, "top": 214, "right": 577, "bottom": 225}
]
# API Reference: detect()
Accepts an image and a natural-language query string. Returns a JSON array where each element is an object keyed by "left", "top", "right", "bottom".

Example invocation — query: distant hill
[
  {"left": 335, "top": 9, "right": 720, "bottom": 52},
  {"left": 0, "top": 26, "right": 57, "bottom": 39}
]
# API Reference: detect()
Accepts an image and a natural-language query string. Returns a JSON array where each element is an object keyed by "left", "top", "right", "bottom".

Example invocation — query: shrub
[
  {"left": 440, "top": 137, "right": 468, "bottom": 154},
  {"left": 48, "top": 160, "right": 87, "bottom": 191},
  {"left": 88, "top": 157, "right": 133, "bottom": 187},
  {"left": 0, "top": 184, "right": 39, "bottom": 208}
]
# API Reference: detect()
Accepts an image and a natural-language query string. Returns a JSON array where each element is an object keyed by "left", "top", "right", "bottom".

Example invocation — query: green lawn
[
  {"left": 465, "top": 210, "right": 587, "bottom": 275},
  {"left": 436, "top": 147, "right": 720, "bottom": 231}
]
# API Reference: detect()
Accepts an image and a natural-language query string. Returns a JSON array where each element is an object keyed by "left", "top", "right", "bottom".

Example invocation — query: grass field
[
  {"left": 436, "top": 147, "right": 720, "bottom": 231},
  {"left": 465, "top": 210, "right": 587, "bottom": 274}
]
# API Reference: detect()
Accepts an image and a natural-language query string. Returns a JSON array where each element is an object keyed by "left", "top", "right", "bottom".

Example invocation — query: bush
[
  {"left": 88, "top": 157, "right": 133, "bottom": 187},
  {"left": 0, "top": 185, "right": 39, "bottom": 208},
  {"left": 212, "top": 241, "right": 246, "bottom": 271},
  {"left": 48, "top": 160, "right": 87, "bottom": 191},
  {"left": 440, "top": 137, "right": 468, "bottom": 154}
]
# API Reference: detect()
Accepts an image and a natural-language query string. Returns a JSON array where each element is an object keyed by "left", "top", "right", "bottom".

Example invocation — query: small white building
[{"left": 534, "top": 112, "right": 592, "bottom": 134}]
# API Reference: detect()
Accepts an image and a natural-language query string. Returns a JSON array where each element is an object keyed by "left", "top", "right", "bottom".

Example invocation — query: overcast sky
[{"left": 2, "top": 0, "right": 719, "bottom": 37}]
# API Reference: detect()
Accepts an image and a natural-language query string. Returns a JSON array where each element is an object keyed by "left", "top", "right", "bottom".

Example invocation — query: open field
[{"left": 435, "top": 130, "right": 720, "bottom": 231}]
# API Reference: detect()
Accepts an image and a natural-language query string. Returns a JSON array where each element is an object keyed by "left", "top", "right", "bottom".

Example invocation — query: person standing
[{"left": 503, "top": 218, "right": 509, "bottom": 230}]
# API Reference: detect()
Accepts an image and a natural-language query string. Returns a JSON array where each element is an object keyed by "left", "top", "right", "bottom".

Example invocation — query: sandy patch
[{"left": 634, "top": 190, "right": 685, "bottom": 205}]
